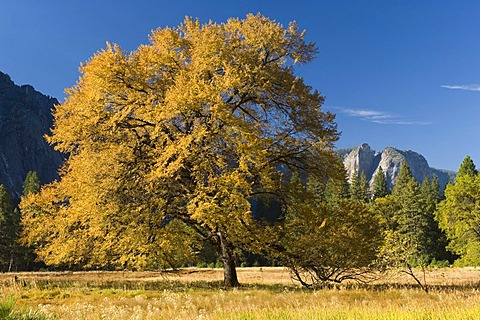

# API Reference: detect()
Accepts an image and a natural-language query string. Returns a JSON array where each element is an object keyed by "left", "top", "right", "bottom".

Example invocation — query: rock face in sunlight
[
  {"left": 0, "top": 71, "right": 63, "bottom": 198},
  {"left": 340, "top": 143, "right": 456, "bottom": 190}
]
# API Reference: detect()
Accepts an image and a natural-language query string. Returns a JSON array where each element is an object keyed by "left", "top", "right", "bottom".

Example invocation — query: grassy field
[{"left": 1, "top": 267, "right": 480, "bottom": 319}]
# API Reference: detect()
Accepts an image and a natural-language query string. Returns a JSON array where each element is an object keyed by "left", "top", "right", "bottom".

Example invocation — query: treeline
[{"left": 279, "top": 154, "right": 480, "bottom": 288}]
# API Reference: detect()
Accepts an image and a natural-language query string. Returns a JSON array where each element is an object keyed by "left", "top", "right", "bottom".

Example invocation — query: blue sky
[{"left": 1, "top": 1, "right": 479, "bottom": 171}]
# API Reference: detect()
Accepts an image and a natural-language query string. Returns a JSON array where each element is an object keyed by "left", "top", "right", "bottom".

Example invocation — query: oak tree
[
  {"left": 278, "top": 173, "right": 381, "bottom": 287},
  {"left": 20, "top": 14, "right": 338, "bottom": 287}
]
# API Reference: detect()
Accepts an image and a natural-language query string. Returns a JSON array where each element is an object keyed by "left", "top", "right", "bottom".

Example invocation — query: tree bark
[{"left": 217, "top": 230, "right": 240, "bottom": 288}]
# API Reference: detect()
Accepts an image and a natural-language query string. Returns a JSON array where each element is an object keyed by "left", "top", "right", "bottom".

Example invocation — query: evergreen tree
[
  {"left": 380, "top": 161, "right": 435, "bottom": 291},
  {"left": 391, "top": 162, "right": 430, "bottom": 263},
  {"left": 19, "top": 171, "right": 43, "bottom": 271},
  {"left": 392, "top": 160, "right": 414, "bottom": 196},
  {"left": 323, "top": 177, "right": 349, "bottom": 204},
  {"left": 0, "top": 185, "right": 17, "bottom": 271},
  {"left": 323, "top": 160, "right": 350, "bottom": 204},
  {"left": 349, "top": 169, "right": 361, "bottom": 200},
  {"left": 421, "top": 176, "right": 441, "bottom": 213},
  {"left": 420, "top": 176, "right": 452, "bottom": 263},
  {"left": 457, "top": 155, "right": 477, "bottom": 178},
  {"left": 350, "top": 169, "right": 369, "bottom": 202},
  {"left": 436, "top": 158, "right": 480, "bottom": 265},
  {"left": 372, "top": 167, "right": 389, "bottom": 199},
  {"left": 23, "top": 171, "right": 41, "bottom": 196},
  {"left": 360, "top": 171, "right": 371, "bottom": 202}
]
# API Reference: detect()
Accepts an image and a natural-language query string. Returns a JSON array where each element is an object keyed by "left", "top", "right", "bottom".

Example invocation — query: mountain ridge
[{"left": 340, "top": 143, "right": 456, "bottom": 190}]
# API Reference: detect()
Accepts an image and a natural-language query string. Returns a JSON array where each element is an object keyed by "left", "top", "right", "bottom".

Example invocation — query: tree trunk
[
  {"left": 8, "top": 256, "right": 13, "bottom": 273},
  {"left": 217, "top": 230, "right": 240, "bottom": 288}
]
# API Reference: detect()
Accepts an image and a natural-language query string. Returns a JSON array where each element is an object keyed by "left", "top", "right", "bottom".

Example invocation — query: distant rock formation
[
  {"left": 0, "top": 71, "right": 64, "bottom": 198},
  {"left": 340, "top": 143, "right": 455, "bottom": 190}
]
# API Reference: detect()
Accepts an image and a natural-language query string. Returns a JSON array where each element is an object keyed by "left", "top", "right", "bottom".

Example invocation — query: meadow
[{"left": 1, "top": 267, "right": 480, "bottom": 319}]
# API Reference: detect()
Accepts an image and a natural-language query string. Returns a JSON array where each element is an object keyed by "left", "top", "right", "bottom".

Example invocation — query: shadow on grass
[
  {"left": 2, "top": 277, "right": 308, "bottom": 293},
  {"left": 3, "top": 276, "right": 480, "bottom": 294}
]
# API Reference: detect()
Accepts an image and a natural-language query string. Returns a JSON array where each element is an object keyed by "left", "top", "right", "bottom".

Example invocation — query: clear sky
[{"left": 1, "top": 1, "right": 479, "bottom": 171}]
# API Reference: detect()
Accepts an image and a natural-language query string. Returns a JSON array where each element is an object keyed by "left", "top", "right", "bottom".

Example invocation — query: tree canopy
[
  {"left": 278, "top": 172, "right": 380, "bottom": 287},
  {"left": 20, "top": 14, "right": 339, "bottom": 287}
]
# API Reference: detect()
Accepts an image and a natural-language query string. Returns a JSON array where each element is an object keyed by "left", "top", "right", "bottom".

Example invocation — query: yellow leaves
[
  {"left": 148, "top": 27, "right": 188, "bottom": 68},
  {"left": 22, "top": 14, "right": 339, "bottom": 270}
]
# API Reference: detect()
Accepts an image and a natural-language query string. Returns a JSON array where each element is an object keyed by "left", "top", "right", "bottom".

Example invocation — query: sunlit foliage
[
  {"left": 436, "top": 157, "right": 480, "bottom": 265},
  {"left": 276, "top": 172, "right": 381, "bottom": 287},
  {"left": 20, "top": 14, "right": 338, "bottom": 286}
]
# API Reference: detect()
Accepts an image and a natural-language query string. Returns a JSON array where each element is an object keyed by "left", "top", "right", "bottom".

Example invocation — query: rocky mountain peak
[
  {"left": 343, "top": 143, "right": 380, "bottom": 183},
  {"left": 341, "top": 143, "right": 455, "bottom": 190}
]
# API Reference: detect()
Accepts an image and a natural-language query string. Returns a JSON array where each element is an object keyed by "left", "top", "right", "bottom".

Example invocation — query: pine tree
[
  {"left": 391, "top": 162, "right": 429, "bottom": 263},
  {"left": 23, "top": 171, "right": 40, "bottom": 196},
  {"left": 323, "top": 160, "right": 350, "bottom": 204},
  {"left": 19, "top": 171, "right": 43, "bottom": 271},
  {"left": 350, "top": 169, "right": 369, "bottom": 201},
  {"left": 381, "top": 161, "right": 433, "bottom": 291},
  {"left": 372, "top": 167, "right": 389, "bottom": 199},
  {"left": 421, "top": 176, "right": 441, "bottom": 213},
  {"left": 323, "top": 177, "right": 349, "bottom": 204},
  {"left": 349, "top": 169, "right": 361, "bottom": 200},
  {"left": 0, "top": 185, "right": 17, "bottom": 271},
  {"left": 360, "top": 171, "right": 371, "bottom": 202},
  {"left": 420, "top": 176, "right": 451, "bottom": 263},
  {"left": 392, "top": 160, "right": 414, "bottom": 197},
  {"left": 457, "top": 155, "right": 477, "bottom": 178},
  {"left": 436, "top": 158, "right": 480, "bottom": 265}
]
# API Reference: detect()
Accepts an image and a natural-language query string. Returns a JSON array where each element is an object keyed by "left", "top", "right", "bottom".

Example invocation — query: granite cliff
[
  {"left": 340, "top": 143, "right": 455, "bottom": 190},
  {"left": 0, "top": 71, "right": 64, "bottom": 198}
]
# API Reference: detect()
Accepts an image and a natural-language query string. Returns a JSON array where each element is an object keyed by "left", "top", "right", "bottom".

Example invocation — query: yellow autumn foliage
[{"left": 20, "top": 14, "right": 339, "bottom": 277}]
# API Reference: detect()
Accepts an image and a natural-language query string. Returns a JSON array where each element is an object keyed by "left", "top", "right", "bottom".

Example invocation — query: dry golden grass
[
  {"left": 0, "top": 267, "right": 294, "bottom": 286},
  {"left": 2, "top": 267, "right": 480, "bottom": 319},
  {"left": 3, "top": 265, "right": 480, "bottom": 283}
]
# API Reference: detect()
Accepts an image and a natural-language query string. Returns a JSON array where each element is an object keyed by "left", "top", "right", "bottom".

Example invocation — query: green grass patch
[{"left": 0, "top": 296, "right": 55, "bottom": 320}]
